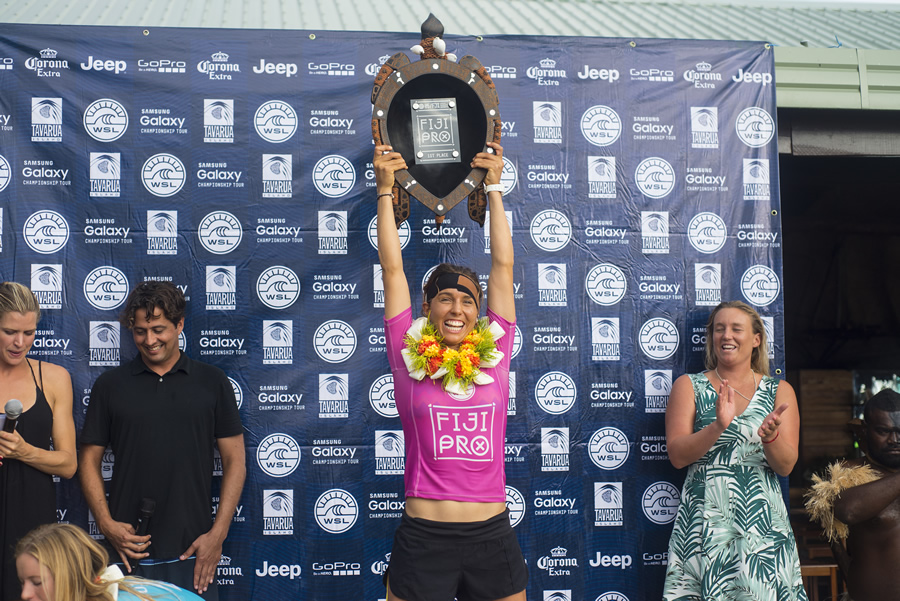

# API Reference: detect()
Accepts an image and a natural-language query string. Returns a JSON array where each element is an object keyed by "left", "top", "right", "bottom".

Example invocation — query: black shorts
[{"left": 385, "top": 509, "right": 528, "bottom": 601}]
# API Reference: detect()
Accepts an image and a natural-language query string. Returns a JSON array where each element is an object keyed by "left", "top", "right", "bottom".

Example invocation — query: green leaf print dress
[{"left": 662, "top": 373, "right": 808, "bottom": 601}]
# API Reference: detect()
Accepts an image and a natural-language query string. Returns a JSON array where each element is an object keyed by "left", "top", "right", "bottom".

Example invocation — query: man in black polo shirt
[{"left": 79, "top": 281, "right": 245, "bottom": 600}]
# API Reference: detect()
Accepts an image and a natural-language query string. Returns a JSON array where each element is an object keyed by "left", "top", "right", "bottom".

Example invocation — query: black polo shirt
[{"left": 81, "top": 352, "right": 243, "bottom": 559}]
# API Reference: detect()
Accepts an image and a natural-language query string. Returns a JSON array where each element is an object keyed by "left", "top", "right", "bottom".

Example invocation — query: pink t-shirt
[{"left": 384, "top": 306, "right": 515, "bottom": 503}]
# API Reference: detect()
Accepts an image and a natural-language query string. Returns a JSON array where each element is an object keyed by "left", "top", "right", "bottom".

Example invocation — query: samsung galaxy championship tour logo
[
  {"left": 197, "top": 51, "right": 240, "bottom": 81},
  {"left": 262, "top": 155, "right": 292, "bottom": 198},
  {"left": 532, "top": 102, "right": 562, "bottom": 143},
  {"left": 23, "top": 210, "right": 69, "bottom": 254},
  {"left": 581, "top": 106, "right": 621, "bottom": 147},
  {"left": 142, "top": 153, "right": 185, "bottom": 197},
  {"left": 262, "top": 321, "right": 293, "bottom": 365},
  {"left": 204, "top": 100, "right": 234, "bottom": 143},
  {"left": 256, "top": 433, "right": 300, "bottom": 477},
  {"left": 541, "top": 427, "right": 569, "bottom": 472},
  {"left": 89, "top": 153, "right": 120, "bottom": 197},
  {"left": 591, "top": 318, "right": 620, "bottom": 361},
  {"left": 254, "top": 100, "right": 297, "bottom": 143},
  {"left": 89, "top": 321, "right": 120, "bottom": 366},
  {"left": 147, "top": 211, "right": 177, "bottom": 255},
  {"left": 83, "top": 99, "right": 128, "bottom": 142},
  {"left": 206, "top": 266, "right": 236, "bottom": 310},
  {"left": 687, "top": 212, "right": 727, "bottom": 254},
  {"left": 198, "top": 211, "right": 242, "bottom": 254},
  {"left": 257, "top": 266, "right": 299, "bottom": 310},
  {"left": 31, "top": 265, "right": 63, "bottom": 309},
  {"left": 639, "top": 318, "right": 679, "bottom": 360},
  {"left": 31, "top": 98, "right": 62, "bottom": 142}
]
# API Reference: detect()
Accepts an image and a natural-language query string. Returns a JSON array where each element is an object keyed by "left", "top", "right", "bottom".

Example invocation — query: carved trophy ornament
[{"left": 371, "top": 14, "right": 501, "bottom": 227}]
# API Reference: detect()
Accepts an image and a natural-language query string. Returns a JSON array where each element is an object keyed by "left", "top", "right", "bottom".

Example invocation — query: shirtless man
[{"left": 833, "top": 389, "right": 900, "bottom": 601}]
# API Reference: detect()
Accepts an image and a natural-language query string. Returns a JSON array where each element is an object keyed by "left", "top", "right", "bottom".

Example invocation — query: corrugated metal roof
[{"left": 1, "top": 0, "right": 900, "bottom": 50}]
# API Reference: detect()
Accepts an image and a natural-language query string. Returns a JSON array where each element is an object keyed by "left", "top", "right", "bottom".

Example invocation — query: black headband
[{"left": 425, "top": 273, "right": 480, "bottom": 305}]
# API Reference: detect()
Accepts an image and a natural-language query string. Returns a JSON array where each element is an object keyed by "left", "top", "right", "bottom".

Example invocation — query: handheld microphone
[
  {"left": 2, "top": 399, "right": 23, "bottom": 433},
  {"left": 135, "top": 497, "right": 156, "bottom": 537}
]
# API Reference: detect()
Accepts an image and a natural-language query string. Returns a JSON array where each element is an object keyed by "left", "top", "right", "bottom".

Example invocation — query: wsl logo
[
  {"left": 369, "top": 374, "right": 397, "bottom": 418},
  {"left": 314, "top": 489, "right": 358, "bottom": 534},
  {"left": 645, "top": 370, "right": 672, "bottom": 413},
  {"left": 83, "top": 267, "right": 128, "bottom": 310},
  {"left": 203, "top": 99, "right": 234, "bottom": 143},
  {"left": 508, "top": 372, "right": 517, "bottom": 416},
  {"left": 89, "top": 153, "right": 121, "bottom": 197},
  {"left": 635, "top": 158, "right": 674, "bottom": 199},
  {"left": 589, "top": 428, "right": 629, "bottom": 470},
  {"left": 694, "top": 264, "right": 722, "bottom": 306},
  {"left": 641, "top": 211, "right": 669, "bottom": 254},
  {"left": 368, "top": 215, "right": 410, "bottom": 250},
  {"left": 262, "top": 320, "right": 293, "bottom": 365},
  {"left": 639, "top": 318, "right": 679, "bottom": 360},
  {"left": 484, "top": 210, "right": 513, "bottom": 255},
  {"left": 735, "top": 107, "right": 774, "bottom": 148},
  {"left": 642, "top": 482, "right": 680, "bottom": 524},
  {"left": 0, "top": 154, "right": 10, "bottom": 192},
  {"left": 741, "top": 265, "right": 780, "bottom": 307},
  {"left": 530, "top": 210, "right": 571, "bottom": 252},
  {"left": 538, "top": 264, "right": 567, "bottom": 307},
  {"left": 89, "top": 321, "right": 120, "bottom": 366},
  {"left": 31, "top": 98, "right": 63, "bottom": 142},
  {"left": 535, "top": 372, "right": 577, "bottom": 415},
  {"left": 262, "top": 154, "right": 292, "bottom": 198},
  {"left": 206, "top": 266, "right": 236, "bottom": 310},
  {"left": 147, "top": 211, "right": 177, "bottom": 255},
  {"left": 374, "top": 430, "right": 405, "bottom": 475},
  {"left": 24, "top": 210, "right": 69, "bottom": 254},
  {"left": 588, "top": 157, "right": 616, "bottom": 199},
  {"left": 142, "top": 153, "right": 185, "bottom": 197},
  {"left": 313, "top": 155, "right": 355, "bottom": 198},
  {"left": 595, "top": 593, "right": 630, "bottom": 601},
  {"left": 83, "top": 99, "right": 128, "bottom": 142},
  {"left": 687, "top": 212, "right": 726, "bottom": 254},
  {"left": 256, "top": 433, "right": 300, "bottom": 477},
  {"left": 690, "top": 107, "right": 719, "bottom": 149},
  {"left": 373, "top": 264, "right": 384, "bottom": 308},
  {"left": 591, "top": 318, "right": 620, "bottom": 361},
  {"left": 228, "top": 377, "right": 243, "bottom": 409},
  {"left": 585, "top": 264, "right": 627, "bottom": 306},
  {"left": 31, "top": 265, "right": 63, "bottom": 309},
  {"left": 254, "top": 100, "right": 297, "bottom": 143},
  {"left": 506, "top": 486, "right": 526, "bottom": 527},
  {"left": 198, "top": 211, "right": 242, "bottom": 254},
  {"left": 532, "top": 102, "right": 562, "bottom": 144},
  {"left": 314, "top": 320, "right": 357, "bottom": 363},
  {"left": 743, "top": 159, "right": 770, "bottom": 201},
  {"left": 594, "top": 482, "right": 623, "bottom": 526},
  {"left": 318, "top": 211, "right": 348, "bottom": 255},
  {"left": 257, "top": 266, "right": 299, "bottom": 309},
  {"left": 319, "top": 374, "right": 349, "bottom": 418},
  {"left": 262, "top": 490, "right": 293, "bottom": 535},
  {"left": 581, "top": 106, "right": 621, "bottom": 147},
  {"left": 196, "top": 51, "right": 240, "bottom": 81},
  {"left": 501, "top": 157, "right": 518, "bottom": 195},
  {"left": 541, "top": 427, "right": 570, "bottom": 472}
]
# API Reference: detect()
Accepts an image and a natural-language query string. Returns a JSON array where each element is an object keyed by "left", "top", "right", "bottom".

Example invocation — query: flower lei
[{"left": 401, "top": 316, "right": 505, "bottom": 395}]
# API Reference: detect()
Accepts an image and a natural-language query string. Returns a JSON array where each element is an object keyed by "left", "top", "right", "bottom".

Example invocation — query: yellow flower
[
  {"left": 442, "top": 348, "right": 460, "bottom": 363},
  {"left": 465, "top": 331, "right": 483, "bottom": 345}
]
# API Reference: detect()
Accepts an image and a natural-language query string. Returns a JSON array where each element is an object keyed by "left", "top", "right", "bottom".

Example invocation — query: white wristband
[{"left": 484, "top": 183, "right": 503, "bottom": 194}]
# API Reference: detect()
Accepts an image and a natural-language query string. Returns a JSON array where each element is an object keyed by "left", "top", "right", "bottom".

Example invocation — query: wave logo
[
  {"left": 687, "top": 212, "right": 726, "bottom": 254},
  {"left": 635, "top": 157, "right": 674, "bottom": 199},
  {"left": 141, "top": 153, "right": 185, "bottom": 197},
  {"left": 31, "top": 98, "right": 62, "bottom": 142},
  {"left": 639, "top": 318, "right": 679, "bottom": 360},
  {"left": 374, "top": 430, "right": 405, "bottom": 475},
  {"left": 0, "top": 154, "right": 11, "bottom": 192},
  {"left": 369, "top": 374, "right": 397, "bottom": 418},
  {"left": 198, "top": 211, "right": 242, "bottom": 254},
  {"left": 544, "top": 590, "right": 571, "bottom": 601},
  {"left": 741, "top": 265, "right": 780, "bottom": 307},
  {"left": 315, "top": 489, "right": 359, "bottom": 534},
  {"left": 595, "top": 593, "right": 630, "bottom": 601},
  {"left": 532, "top": 101, "right": 562, "bottom": 143},
  {"left": 581, "top": 106, "right": 621, "bottom": 147},
  {"left": 262, "top": 154, "right": 292, "bottom": 198},
  {"left": 367, "top": 214, "right": 410, "bottom": 250},
  {"left": 644, "top": 370, "right": 672, "bottom": 413},
  {"left": 535, "top": 372, "right": 576, "bottom": 415},
  {"left": 642, "top": 481, "right": 680, "bottom": 524},
  {"left": 530, "top": 210, "right": 571, "bottom": 252},
  {"left": 594, "top": 482, "right": 623, "bottom": 526},
  {"left": 24, "top": 210, "right": 70, "bottom": 254},
  {"left": 228, "top": 376, "right": 243, "bottom": 409},
  {"left": 588, "top": 156, "right": 616, "bottom": 199},
  {"left": 83, "top": 267, "right": 128, "bottom": 310},
  {"left": 541, "top": 427, "right": 570, "bottom": 472},
  {"left": 147, "top": 211, "right": 177, "bottom": 255},
  {"left": 262, "top": 321, "right": 293, "bottom": 365},
  {"left": 31, "top": 264, "right": 63, "bottom": 309},
  {"left": 501, "top": 157, "right": 518, "bottom": 194},
  {"left": 512, "top": 325, "right": 523, "bottom": 359},
  {"left": 743, "top": 159, "right": 770, "bottom": 201},
  {"left": 735, "top": 107, "right": 774, "bottom": 148},
  {"left": 313, "top": 154, "right": 355, "bottom": 198},
  {"left": 89, "top": 152, "right": 121, "bottom": 197},
  {"left": 313, "top": 320, "right": 357, "bottom": 363},
  {"left": 256, "top": 433, "right": 300, "bottom": 477},
  {"left": 206, "top": 266, "right": 236, "bottom": 310},
  {"left": 256, "top": 266, "right": 299, "bottom": 309},
  {"left": 83, "top": 99, "right": 128, "bottom": 142},
  {"left": 589, "top": 428, "right": 629, "bottom": 470},
  {"left": 585, "top": 264, "right": 627, "bottom": 306},
  {"left": 641, "top": 211, "right": 669, "bottom": 254},
  {"left": 538, "top": 264, "right": 567, "bottom": 307},
  {"left": 318, "top": 211, "right": 347, "bottom": 255},
  {"left": 690, "top": 107, "right": 719, "bottom": 149},
  {"left": 591, "top": 318, "right": 620, "bottom": 361},
  {"left": 694, "top": 264, "right": 722, "bottom": 306},
  {"left": 203, "top": 99, "right": 233, "bottom": 143},
  {"left": 254, "top": 100, "right": 297, "bottom": 143},
  {"left": 89, "top": 321, "right": 120, "bottom": 366},
  {"left": 505, "top": 486, "right": 526, "bottom": 527}
]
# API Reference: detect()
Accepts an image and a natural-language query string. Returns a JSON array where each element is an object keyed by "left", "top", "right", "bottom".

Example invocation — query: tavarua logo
[
  {"left": 690, "top": 107, "right": 719, "bottom": 149},
  {"left": 694, "top": 263, "right": 722, "bottom": 306},
  {"left": 314, "top": 489, "right": 359, "bottom": 534},
  {"left": 256, "top": 433, "right": 300, "bottom": 477},
  {"left": 741, "top": 265, "right": 780, "bottom": 307},
  {"left": 484, "top": 210, "right": 513, "bottom": 255},
  {"left": 641, "top": 211, "right": 669, "bottom": 255},
  {"left": 635, "top": 158, "right": 674, "bottom": 199},
  {"left": 645, "top": 370, "right": 672, "bottom": 413},
  {"left": 587, "top": 156, "right": 616, "bottom": 199},
  {"left": 83, "top": 99, "right": 128, "bottom": 142},
  {"left": 262, "top": 154, "right": 292, "bottom": 198},
  {"left": 23, "top": 210, "right": 69, "bottom": 254},
  {"left": 642, "top": 482, "right": 680, "bottom": 524},
  {"left": 535, "top": 372, "right": 577, "bottom": 415},
  {"left": 0, "top": 154, "right": 10, "bottom": 192},
  {"left": 368, "top": 215, "right": 410, "bottom": 250},
  {"left": 581, "top": 106, "right": 621, "bottom": 147},
  {"left": 314, "top": 320, "right": 357, "bottom": 363},
  {"left": 256, "top": 266, "right": 299, "bottom": 310},
  {"left": 89, "top": 321, "right": 120, "bottom": 367},
  {"left": 31, "top": 264, "right": 63, "bottom": 309},
  {"left": 538, "top": 264, "right": 567, "bottom": 307},
  {"left": 368, "top": 374, "right": 397, "bottom": 418},
  {"left": 262, "top": 321, "right": 293, "bottom": 365},
  {"left": 254, "top": 100, "right": 297, "bottom": 143},
  {"left": 313, "top": 155, "right": 355, "bottom": 198},
  {"left": 532, "top": 101, "right": 562, "bottom": 143},
  {"left": 585, "top": 264, "right": 627, "bottom": 306},
  {"left": 26, "top": 48, "right": 69, "bottom": 78},
  {"left": 147, "top": 211, "right": 177, "bottom": 255},
  {"left": 83, "top": 267, "right": 128, "bottom": 310},
  {"left": 374, "top": 430, "right": 405, "bottom": 475},
  {"left": 262, "top": 489, "right": 293, "bottom": 535},
  {"left": 639, "top": 318, "right": 679, "bottom": 360},
  {"left": 588, "top": 428, "right": 629, "bottom": 470},
  {"left": 206, "top": 266, "right": 236, "bottom": 310},
  {"left": 508, "top": 371, "right": 517, "bottom": 416},
  {"left": 743, "top": 159, "right": 770, "bottom": 201},
  {"left": 89, "top": 153, "right": 121, "bottom": 197},
  {"left": 203, "top": 99, "right": 234, "bottom": 143},
  {"left": 506, "top": 486, "right": 526, "bottom": 527},
  {"left": 141, "top": 153, "right": 185, "bottom": 197},
  {"left": 543, "top": 589, "right": 572, "bottom": 601},
  {"left": 594, "top": 482, "right": 623, "bottom": 526},
  {"left": 198, "top": 211, "right": 242, "bottom": 254},
  {"left": 373, "top": 264, "right": 385, "bottom": 308},
  {"left": 735, "top": 107, "right": 774, "bottom": 147},
  {"left": 541, "top": 427, "right": 570, "bottom": 472},
  {"left": 31, "top": 98, "right": 63, "bottom": 142},
  {"left": 687, "top": 212, "right": 727, "bottom": 254},
  {"left": 318, "top": 211, "right": 348, "bottom": 255},
  {"left": 530, "top": 210, "right": 571, "bottom": 252},
  {"left": 196, "top": 51, "right": 240, "bottom": 80},
  {"left": 319, "top": 374, "right": 349, "bottom": 418},
  {"left": 591, "top": 318, "right": 620, "bottom": 361}
]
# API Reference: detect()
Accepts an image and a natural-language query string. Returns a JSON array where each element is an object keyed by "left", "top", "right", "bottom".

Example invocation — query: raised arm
[
  {"left": 666, "top": 374, "right": 733, "bottom": 468},
  {"left": 477, "top": 143, "right": 515, "bottom": 322},
  {"left": 374, "top": 145, "right": 411, "bottom": 319}
]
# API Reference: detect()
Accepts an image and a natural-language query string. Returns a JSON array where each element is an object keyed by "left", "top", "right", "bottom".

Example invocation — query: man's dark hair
[
  {"left": 864, "top": 388, "right": 900, "bottom": 423},
  {"left": 119, "top": 281, "right": 186, "bottom": 329}
]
